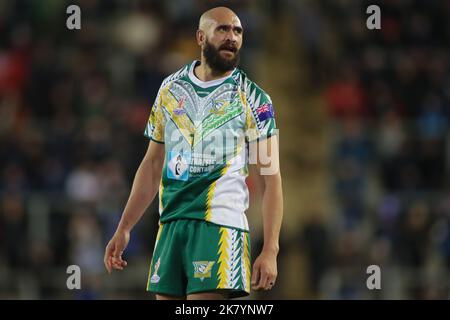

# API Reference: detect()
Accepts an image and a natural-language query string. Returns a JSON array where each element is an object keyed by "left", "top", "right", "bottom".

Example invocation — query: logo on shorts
[
  {"left": 193, "top": 261, "right": 215, "bottom": 281},
  {"left": 150, "top": 258, "right": 161, "bottom": 284}
]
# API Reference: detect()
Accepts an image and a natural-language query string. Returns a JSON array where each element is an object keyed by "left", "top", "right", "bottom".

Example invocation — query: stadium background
[{"left": 1, "top": 0, "right": 450, "bottom": 299}]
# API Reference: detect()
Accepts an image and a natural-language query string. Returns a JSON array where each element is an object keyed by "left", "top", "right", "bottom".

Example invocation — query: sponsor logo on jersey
[
  {"left": 256, "top": 103, "right": 274, "bottom": 122},
  {"left": 167, "top": 151, "right": 191, "bottom": 181},
  {"left": 193, "top": 261, "right": 215, "bottom": 281},
  {"left": 150, "top": 258, "right": 161, "bottom": 284}
]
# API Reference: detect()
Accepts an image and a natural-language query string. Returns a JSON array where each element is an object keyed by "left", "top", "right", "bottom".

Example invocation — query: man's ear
[{"left": 196, "top": 30, "right": 205, "bottom": 46}]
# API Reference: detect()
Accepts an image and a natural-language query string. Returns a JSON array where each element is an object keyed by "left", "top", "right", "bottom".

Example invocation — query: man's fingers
[
  {"left": 111, "top": 258, "right": 123, "bottom": 270},
  {"left": 111, "top": 255, "right": 127, "bottom": 271},
  {"left": 251, "top": 254, "right": 278, "bottom": 291},
  {"left": 263, "top": 273, "right": 277, "bottom": 290},
  {"left": 252, "top": 266, "right": 266, "bottom": 290},
  {"left": 251, "top": 264, "right": 260, "bottom": 286},
  {"left": 104, "top": 243, "right": 114, "bottom": 274},
  {"left": 113, "top": 258, "right": 127, "bottom": 267},
  {"left": 108, "top": 256, "right": 114, "bottom": 273},
  {"left": 253, "top": 268, "right": 277, "bottom": 290},
  {"left": 113, "top": 244, "right": 123, "bottom": 259},
  {"left": 103, "top": 255, "right": 109, "bottom": 273},
  {"left": 112, "top": 257, "right": 123, "bottom": 266},
  {"left": 262, "top": 273, "right": 272, "bottom": 290},
  {"left": 107, "top": 255, "right": 113, "bottom": 273},
  {"left": 112, "top": 261, "right": 127, "bottom": 270},
  {"left": 267, "top": 277, "right": 276, "bottom": 289},
  {"left": 105, "top": 238, "right": 128, "bottom": 273},
  {"left": 113, "top": 263, "right": 123, "bottom": 270},
  {"left": 256, "top": 271, "right": 269, "bottom": 290}
]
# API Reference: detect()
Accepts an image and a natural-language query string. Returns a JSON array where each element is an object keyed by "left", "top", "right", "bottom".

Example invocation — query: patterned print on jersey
[{"left": 144, "top": 60, "right": 277, "bottom": 231}]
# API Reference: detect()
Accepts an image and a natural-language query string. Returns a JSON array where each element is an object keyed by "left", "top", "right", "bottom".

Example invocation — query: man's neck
[{"left": 193, "top": 59, "right": 233, "bottom": 82}]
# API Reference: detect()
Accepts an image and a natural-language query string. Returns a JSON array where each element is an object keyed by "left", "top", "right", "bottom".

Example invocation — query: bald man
[{"left": 104, "top": 7, "right": 283, "bottom": 300}]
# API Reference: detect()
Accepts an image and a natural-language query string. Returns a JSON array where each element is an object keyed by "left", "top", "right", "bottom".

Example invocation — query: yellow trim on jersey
[
  {"left": 160, "top": 84, "right": 195, "bottom": 146},
  {"left": 205, "top": 163, "right": 230, "bottom": 222}
]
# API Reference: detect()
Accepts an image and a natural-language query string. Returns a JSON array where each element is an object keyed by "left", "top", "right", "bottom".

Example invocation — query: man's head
[{"left": 196, "top": 7, "right": 243, "bottom": 73}]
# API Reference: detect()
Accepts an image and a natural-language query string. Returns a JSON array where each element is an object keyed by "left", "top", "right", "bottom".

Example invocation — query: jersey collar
[{"left": 188, "top": 60, "right": 236, "bottom": 88}]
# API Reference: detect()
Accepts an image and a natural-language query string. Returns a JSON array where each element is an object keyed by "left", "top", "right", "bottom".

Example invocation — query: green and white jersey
[{"left": 144, "top": 60, "right": 277, "bottom": 231}]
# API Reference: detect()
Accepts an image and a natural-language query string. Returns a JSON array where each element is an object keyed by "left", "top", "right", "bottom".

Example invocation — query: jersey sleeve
[
  {"left": 244, "top": 85, "right": 277, "bottom": 143},
  {"left": 144, "top": 85, "right": 166, "bottom": 143}
]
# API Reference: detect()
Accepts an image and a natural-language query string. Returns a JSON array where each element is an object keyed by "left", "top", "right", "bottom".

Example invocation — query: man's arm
[
  {"left": 249, "top": 135, "right": 283, "bottom": 291},
  {"left": 104, "top": 140, "right": 165, "bottom": 273}
]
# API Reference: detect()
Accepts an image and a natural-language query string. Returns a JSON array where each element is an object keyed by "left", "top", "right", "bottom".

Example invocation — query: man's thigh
[{"left": 147, "top": 221, "right": 186, "bottom": 297}]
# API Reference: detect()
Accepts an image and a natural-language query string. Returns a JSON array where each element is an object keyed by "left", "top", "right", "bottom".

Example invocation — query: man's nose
[{"left": 224, "top": 30, "right": 238, "bottom": 42}]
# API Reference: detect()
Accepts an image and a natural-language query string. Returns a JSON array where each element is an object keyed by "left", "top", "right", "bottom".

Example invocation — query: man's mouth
[{"left": 219, "top": 45, "right": 237, "bottom": 53}]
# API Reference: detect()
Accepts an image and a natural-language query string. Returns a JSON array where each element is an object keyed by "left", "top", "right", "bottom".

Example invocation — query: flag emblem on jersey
[
  {"left": 256, "top": 103, "right": 274, "bottom": 122},
  {"left": 193, "top": 261, "right": 215, "bottom": 281},
  {"left": 167, "top": 151, "right": 191, "bottom": 181}
]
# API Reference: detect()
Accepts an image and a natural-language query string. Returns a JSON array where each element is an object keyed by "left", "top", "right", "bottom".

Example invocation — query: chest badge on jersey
[
  {"left": 167, "top": 151, "right": 191, "bottom": 181},
  {"left": 209, "top": 99, "right": 228, "bottom": 115}
]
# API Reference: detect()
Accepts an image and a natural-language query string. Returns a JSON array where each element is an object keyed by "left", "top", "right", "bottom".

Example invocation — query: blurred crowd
[{"left": 295, "top": 0, "right": 450, "bottom": 299}]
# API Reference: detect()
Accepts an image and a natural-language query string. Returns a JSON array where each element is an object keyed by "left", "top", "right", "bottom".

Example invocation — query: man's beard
[{"left": 203, "top": 40, "right": 240, "bottom": 73}]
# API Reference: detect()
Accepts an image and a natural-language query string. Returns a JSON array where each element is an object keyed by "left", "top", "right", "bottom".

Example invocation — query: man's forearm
[
  {"left": 116, "top": 158, "right": 162, "bottom": 233},
  {"left": 260, "top": 173, "right": 283, "bottom": 254}
]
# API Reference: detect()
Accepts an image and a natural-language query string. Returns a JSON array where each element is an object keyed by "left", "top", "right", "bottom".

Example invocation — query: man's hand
[
  {"left": 103, "top": 141, "right": 164, "bottom": 274},
  {"left": 249, "top": 135, "right": 283, "bottom": 292},
  {"left": 251, "top": 250, "right": 278, "bottom": 291},
  {"left": 104, "top": 230, "right": 130, "bottom": 274}
]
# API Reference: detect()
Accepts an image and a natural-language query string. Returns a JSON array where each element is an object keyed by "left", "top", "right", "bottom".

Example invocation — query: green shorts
[{"left": 146, "top": 219, "right": 251, "bottom": 298}]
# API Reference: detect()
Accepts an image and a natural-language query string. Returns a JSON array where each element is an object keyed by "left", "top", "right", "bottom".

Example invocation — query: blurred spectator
[
  {"left": 318, "top": 0, "right": 450, "bottom": 298},
  {"left": 300, "top": 212, "right": 331, "bottom": 298},
  {"left": 0, "top": 193, "right": 28, "bottom": 268},
  {"left": 326, "top": 64, "right": 368, "bottom": 119}
]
